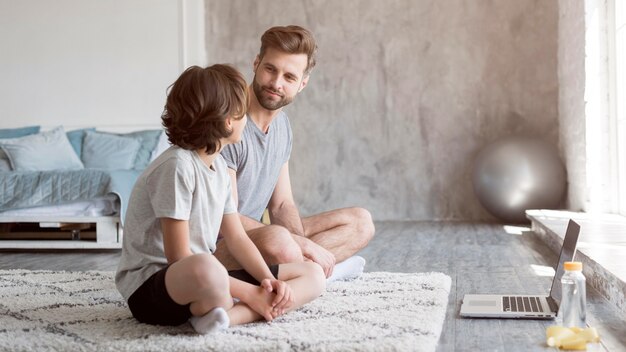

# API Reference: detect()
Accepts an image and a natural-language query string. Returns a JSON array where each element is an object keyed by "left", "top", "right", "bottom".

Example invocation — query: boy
[{"left": 115, "top": 64, "right": 325, "bottom": 334}]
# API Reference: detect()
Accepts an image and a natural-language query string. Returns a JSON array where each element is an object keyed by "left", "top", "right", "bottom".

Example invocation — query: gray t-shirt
[
  {"left": 115, "top": 146, "right": 236, "bottom": 301},
  {"left": 221, "top": 111, "right": 292, "bottom": 221}
]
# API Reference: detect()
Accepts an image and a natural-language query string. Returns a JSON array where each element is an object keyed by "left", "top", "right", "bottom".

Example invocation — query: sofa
[{"left": 0, "top": 125, "right": 168, "bottom": 248}]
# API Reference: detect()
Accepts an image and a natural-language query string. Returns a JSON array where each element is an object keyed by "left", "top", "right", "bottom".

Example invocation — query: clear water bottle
[{"left": 558, "top": 261, "right": 586, "bottom": 327}]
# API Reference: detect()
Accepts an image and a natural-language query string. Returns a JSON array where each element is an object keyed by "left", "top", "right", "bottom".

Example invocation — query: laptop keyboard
[{"left": 502, "top": 296, "right": 545, "bottom": 313}]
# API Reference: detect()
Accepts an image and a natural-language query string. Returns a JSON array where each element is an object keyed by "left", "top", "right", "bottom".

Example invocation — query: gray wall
[
  {"left": 557, "top": 0, "right": 586, "bottom": 212},
  {"left": 205, "top": 0, "right": 559, "bottom": 221}
]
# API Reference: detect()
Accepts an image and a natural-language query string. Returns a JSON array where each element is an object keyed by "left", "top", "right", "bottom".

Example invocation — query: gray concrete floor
[{"left": 1, "top": 221, "right": 624, "bottom": 351}]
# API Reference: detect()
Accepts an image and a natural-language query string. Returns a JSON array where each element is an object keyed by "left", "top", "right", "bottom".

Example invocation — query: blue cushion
[
  {"left": 0, "top": 126, "right": 84, "bottom": 171},
  {"left": 106, "top": 130, "right": 162, "bottom": 169},
  {"left": 66, "top": 128, "right": 96, "bottom": 158},
  {"left": 0, "top": 126, "right": 40, "bottom": 138},
  {"left": 0, "top": 157, "right": 10, "bottom": 172},
  {"left": 81, "top": 131, "right": 142, "bottom": 170},
  {"left": 0, "top": 126, "right": 41, "bottom": 171},
  {"left": 149, "top": 131, "right": 170, "bottom": 163}
]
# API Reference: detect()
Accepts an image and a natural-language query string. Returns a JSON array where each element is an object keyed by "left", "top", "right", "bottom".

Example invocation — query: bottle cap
[{"left": 564, "top": 261, "right": 582, "bottom": 271}]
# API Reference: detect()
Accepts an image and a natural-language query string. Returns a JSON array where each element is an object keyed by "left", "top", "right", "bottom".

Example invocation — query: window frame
[{"left": 609, "top": 0, "right": 626, "bottom": 215}]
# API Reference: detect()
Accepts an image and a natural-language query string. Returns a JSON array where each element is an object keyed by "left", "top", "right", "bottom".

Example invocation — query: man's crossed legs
[{"left": 214, "top": 207, "right": 375, "bottom": 281}]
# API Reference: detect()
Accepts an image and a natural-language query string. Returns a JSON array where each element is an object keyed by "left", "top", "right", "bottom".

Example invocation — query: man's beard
[{"left": 252, "top": 75, "right": 294, "bottom": 111}]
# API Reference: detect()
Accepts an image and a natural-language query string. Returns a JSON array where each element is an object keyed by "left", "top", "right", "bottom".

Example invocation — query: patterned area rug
[{"left": 0, "top": 270, "right": 451, "bottom": 352}]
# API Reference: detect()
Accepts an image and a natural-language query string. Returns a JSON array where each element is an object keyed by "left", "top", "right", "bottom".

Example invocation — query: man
[{"left": 217, "top": 25, "right": 375, "bottom": 280}]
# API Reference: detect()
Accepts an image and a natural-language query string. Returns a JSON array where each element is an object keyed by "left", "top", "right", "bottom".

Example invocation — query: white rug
[{"left": 0, "top": 270, "right": 451, "bottom": 352}]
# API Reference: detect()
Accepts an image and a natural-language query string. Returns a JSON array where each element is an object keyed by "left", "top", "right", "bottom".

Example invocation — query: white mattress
[{"left": 0, "top": 195, "right": 120, "bottom": 217}]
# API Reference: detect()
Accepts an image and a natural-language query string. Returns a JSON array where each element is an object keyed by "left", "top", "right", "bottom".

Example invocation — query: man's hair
[
  {"left": 258, "top": 25, "right": 317, "bottom": 75},
  {"left": 162, "top": 64, "right": 248, "bottom": 154}
]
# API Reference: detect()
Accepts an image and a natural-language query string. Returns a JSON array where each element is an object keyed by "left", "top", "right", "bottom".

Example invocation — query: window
[
  {"left": 614, "top": 0, "right": 626, "bottom": 215},
  {"left": 585, "top": 0, "right": 613, "bottom": 213},
  {"left": 587, "top": 0, "right": 625, "bottom": 216}
]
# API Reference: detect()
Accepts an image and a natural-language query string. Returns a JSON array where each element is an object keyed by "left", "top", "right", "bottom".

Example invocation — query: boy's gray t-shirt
[
  {"left": 221, "top": 111, "right": 292, "bottom": 221},
  {"left": 115, "top": 147, "right": 236, "bottom": 301}
]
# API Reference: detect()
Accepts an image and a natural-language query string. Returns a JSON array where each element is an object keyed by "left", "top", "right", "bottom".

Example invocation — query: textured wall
[
  {"left": 205, "top": 0, "right": 559, "bottom": 221},
  {"left": 558, "top": 0, "right": 587, "bottom": 212}
]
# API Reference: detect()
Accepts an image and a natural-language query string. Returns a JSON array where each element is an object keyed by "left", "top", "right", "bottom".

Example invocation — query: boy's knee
[
  {"left": 310, "top": 262, "right": 326, "bottom": 286},
  {"left": 304, "top": 262, "right": 326, "bottom": 296},
  {"left": 189, "top": 254, "right": 229, "bottom": 293},
  {"left": 187, "top": 256, "right": 232, "bottom": 314}
]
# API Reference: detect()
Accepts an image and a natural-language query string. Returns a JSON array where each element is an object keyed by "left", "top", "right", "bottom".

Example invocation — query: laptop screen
[{"left": 548, "top": 220, "right": 581, "bottom": 304}]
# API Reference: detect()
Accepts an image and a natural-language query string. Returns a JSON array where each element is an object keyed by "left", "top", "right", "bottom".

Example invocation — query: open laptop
[{"left": 460, "top": 219, "right": 580, "bottom": 319}]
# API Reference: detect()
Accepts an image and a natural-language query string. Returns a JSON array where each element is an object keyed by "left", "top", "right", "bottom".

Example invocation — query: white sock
[
  {"left": 189, "top": 307, "right": 229, "bottom": 334},
  {"left": 327, "top": 255, "right": 366, "bottom": 283}
]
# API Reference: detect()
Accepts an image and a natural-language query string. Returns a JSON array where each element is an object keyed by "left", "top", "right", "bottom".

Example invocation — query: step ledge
[{"left": 526, "top": 209, "right": 626, "bottom": 315}]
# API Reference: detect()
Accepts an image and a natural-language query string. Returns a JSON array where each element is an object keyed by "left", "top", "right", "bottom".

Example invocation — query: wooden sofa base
[{"left": 0, "top": 215, "right": 122, "bottom": 249}]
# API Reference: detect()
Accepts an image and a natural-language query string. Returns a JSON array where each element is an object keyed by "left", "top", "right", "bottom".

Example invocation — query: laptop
[{"left": 460, "top": 219, "right": 580, "bottom": 319}]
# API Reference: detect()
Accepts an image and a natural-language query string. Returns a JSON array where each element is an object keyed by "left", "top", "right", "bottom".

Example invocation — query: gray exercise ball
[{"left": 472, "top": 137, "right": 567, "bottom": 223}]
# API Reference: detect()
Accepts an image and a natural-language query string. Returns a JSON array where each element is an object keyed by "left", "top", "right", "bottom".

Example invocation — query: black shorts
[{"left": 127, "top": 264, "right": 280, "bottom": 326}]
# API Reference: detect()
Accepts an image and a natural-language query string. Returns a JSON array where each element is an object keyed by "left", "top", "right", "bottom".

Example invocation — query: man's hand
[
  {"left": 260, "top": 278, "right": 294, "bottom": 316},
  {"left": 302, "top": 239, "right": 336, "bottom": 278}
]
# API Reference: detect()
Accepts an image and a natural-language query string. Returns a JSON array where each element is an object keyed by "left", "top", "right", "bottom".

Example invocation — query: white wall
[{"left": 0, "top": 0, "right": 205, "bottom": 130}]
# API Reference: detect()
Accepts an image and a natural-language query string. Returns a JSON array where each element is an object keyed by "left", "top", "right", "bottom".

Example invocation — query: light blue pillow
[
  {"left": 149, "top": 131, "right": 170, "bottom": 163},
  {"left": 104, "top": 130, "right": 162, "bottom": 169},
  {"left": 0, "top": 126, "right": 41, "bottom": 138},
  {"left": 0, "top": 157, "right": 10, "bottom": 172},
  {"left": 0, "top": 126, "right": 84, "bottom": 171},
  {"left": 66, "top": 127, "right": 96, "bottom": 158},
  {"left": 0, "top": 126, "right": 41, "bottom": 171},
  {"left": 81, "top": 131, "right": 142, "bottom": 170}
]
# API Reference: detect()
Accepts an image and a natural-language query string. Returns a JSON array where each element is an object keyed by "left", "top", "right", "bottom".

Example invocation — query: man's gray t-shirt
[
  {"left": 221, "top": 111, "right": 292, "bottom": 221},
  {"left": 115, "top": 147, "right": 236, "bottom": 301}
]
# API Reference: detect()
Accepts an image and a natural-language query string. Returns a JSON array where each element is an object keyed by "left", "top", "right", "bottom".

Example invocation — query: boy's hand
[{"left": 260, "top": 278, "right": 294, "bottom": 315}]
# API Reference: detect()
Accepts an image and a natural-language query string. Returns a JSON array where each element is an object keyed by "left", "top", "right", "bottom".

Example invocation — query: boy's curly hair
[{"left": 161, "top": 64, "right": 248, "bottom": 154}]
